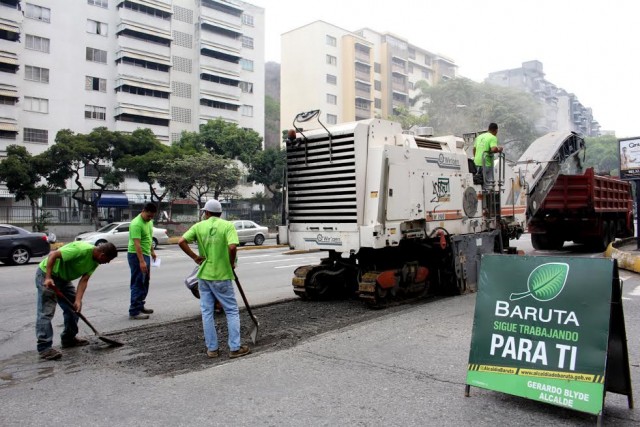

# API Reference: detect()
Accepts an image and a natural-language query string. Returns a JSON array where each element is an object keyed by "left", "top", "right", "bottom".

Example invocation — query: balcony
[
  {"left": 200, "top": 78, "right": 241, "bottom": 99},
  {"left": 200, "top": 54, "right": 240, "bottom": 77},
  {"left": 118, "top": 8, "right": 171, "bottom": 34},
  {"left": 392, "top": 63, "right": 407, "bottom": 75},
  {"left": 355, "top": 69, "right": 370, "bottom": 82},
  {"left": 201, "top": 0, "right": 243, "bottom": 24},
  {"left": 355, "top": 88, "right": 371, "bottom": 100},
  {"left": 116, "top": 63, "right": 170, "bottom": 84},
  {"left": 1, "top": 6, "right": 22, "bottom": 26},
  {"left": 115, "top": 92, "right": 170, "bottom": 111},
  {"left": 354, "top": 49, "right": 370, "bottom": 64},
  {"left": 117, "top": 33, "right": 170, "bottom": 57},
  {"left": 392, "top": 82, "right": 407, "bottom": 93},
  {"left": 200, "top": 105, "right": 239, "bottom": 123},
  {"left": 200, "top": 26, "right": 241, "bottom": 54},
  {"left": 0, "top": 103, "right": 18, "bottom": 121},
  {"left": 115, "top": 120, "right": 169, "bottom": 139}
]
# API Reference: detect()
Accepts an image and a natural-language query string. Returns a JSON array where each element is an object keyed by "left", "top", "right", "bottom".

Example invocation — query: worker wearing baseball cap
[{"left": 178, "top": 199, "right": 250, "bottom": 359}]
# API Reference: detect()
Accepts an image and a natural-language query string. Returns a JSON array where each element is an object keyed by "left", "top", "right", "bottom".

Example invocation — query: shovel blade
[
  {"left": 249, "top": 322, "right": 259, "bottom": 345},
  {"left": 98, "top": 335, "right": 124, "bottom": 347}
]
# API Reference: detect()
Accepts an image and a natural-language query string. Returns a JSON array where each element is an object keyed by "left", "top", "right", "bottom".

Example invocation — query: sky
[{"left": 248, "top": 0, "right": 639, "bottom": 137}]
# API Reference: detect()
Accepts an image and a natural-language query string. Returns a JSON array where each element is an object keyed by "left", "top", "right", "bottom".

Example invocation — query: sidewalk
[{"left": 1, "top": 293, "right": 637, "bottom": 426}]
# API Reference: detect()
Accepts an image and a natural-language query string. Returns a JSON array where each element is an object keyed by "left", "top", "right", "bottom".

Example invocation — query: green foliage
[
  {"left": 247, "top": 147, "right": 286, "bottom": 211},
  {"left": 152, "top": 152, "right": 241, "bottom": 207},
  {"left": 175, "top": 119, "right": 263, "bottom": 165},
  {"left": 265, "top": 95, "right": 281, "bottom": 149},
  {"left": 424, "top": 78, "right": 542, "bottom": 151},
  {"left": 0, "top": 145, "right": 56, "bottom": 202},
  {"left": 388, "top": 105, "right": 429, "bottom": 130},
  {"left": 583, "top": 135, "right": 620, "bottom": 176}
]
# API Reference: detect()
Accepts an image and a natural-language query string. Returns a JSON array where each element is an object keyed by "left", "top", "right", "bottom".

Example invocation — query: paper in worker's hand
[{"left": 151, "top": 257, "right": 161, "bottom": 268}]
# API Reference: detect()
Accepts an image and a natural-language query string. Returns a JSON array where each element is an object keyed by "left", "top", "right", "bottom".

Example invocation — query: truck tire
[
  {"left": 591, "top": 221, "right": 610, "bottom": 252},
  {"left": 531, "top": 233, "right": 563, "bottom": 251}
]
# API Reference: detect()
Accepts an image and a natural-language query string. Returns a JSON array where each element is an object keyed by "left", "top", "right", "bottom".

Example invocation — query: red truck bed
[{"left": 540, "top": 168, "right": 632, "bottom": 213}]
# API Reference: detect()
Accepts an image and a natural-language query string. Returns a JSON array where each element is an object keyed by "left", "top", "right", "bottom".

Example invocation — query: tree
[
  {"left": 424, "top": 78, "right": 542, "bottom": 156},
  {"left": 153, "top": 152, "right": 241, "bottom": 209},
  {"left": 44, "top": 128, "right": 131, "bottom": 228},
  {"left": 0, "top": 145, "right": 62, "bottom": 229},
  {"left": 116, "top": 129, "right": 173, "bottom": 205},
  {"left": 264, "top": 95, "right": 281, "bottom": 149},
  {"left": 176, "top": 119, "right": 263, "bottom": 165},
  {"left": 251, "top": 191, "right": 269, "bottom": 223},
  {"left": 247, "top": 147, "right": 286, "bottom": 211},
  {"left": 584, "top": 135, "right": 620, "bottom": 176},
  {"left": 388, "top": 105, "right": 429, "bottom": 130}
]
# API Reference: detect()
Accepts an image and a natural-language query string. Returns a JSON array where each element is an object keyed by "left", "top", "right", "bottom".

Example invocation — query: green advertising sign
[{"left": 466, "top": 255, "right": 617, "bottom": 415}]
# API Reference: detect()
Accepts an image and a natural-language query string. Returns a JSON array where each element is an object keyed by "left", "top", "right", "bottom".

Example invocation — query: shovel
[
  {"left": 233, "top": 270, "right": 259, "bottom": 344},
  {"left": 49, "top": 284, "right": 124, "bottom": 348}
]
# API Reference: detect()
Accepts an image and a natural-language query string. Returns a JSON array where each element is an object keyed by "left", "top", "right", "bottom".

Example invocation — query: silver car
[
  {"left": 75, "top": 221, "right": 169, "bottom": 250},
  {"left": 233, "top": 220, "right": 268, "bottom": 246}
]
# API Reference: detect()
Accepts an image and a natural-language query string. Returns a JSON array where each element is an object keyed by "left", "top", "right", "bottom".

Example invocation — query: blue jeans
[
  {"left": 35, "top": 269, "right": 79, "bottom": 352},
  {"left": 198, "top": 279, "right": 241, "bottom": 352},
  {"left": 128, "top": 252, "right": 150, "bottom": 316}
]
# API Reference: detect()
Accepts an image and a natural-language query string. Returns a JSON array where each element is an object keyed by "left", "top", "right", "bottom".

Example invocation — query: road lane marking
[
  {"left": 274, "top": 264, "right": 309, "bottom": 269},
  {"left": 250, "top": 257, "right": 318, "bottom": 265},
  {"left": 630, "top": 285, "right": 640, "bottom": 296}
]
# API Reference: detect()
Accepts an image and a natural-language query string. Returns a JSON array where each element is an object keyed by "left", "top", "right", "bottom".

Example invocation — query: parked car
[
  {"left": 233, "top": 220, "right": 268, "bottom": 246},
  {"left": 0, "top": 224, "right": 50, "bottom": 265},
  {"left": 74, "top": 221, "right": 169, "bottom": 250}
]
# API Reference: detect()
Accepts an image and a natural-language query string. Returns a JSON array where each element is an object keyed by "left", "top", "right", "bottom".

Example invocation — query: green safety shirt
[
  {"left": 128, "top": 214, "right": 153, "bottom": 255},
  {"left": 182, "top": 217, "right": 239, "bottom": 281},
  {"left": 474, "top": 132, "right": 498, "bottom": 167},
  {"left": 39, "top": 241, "right": 98, "bottom": 281}
]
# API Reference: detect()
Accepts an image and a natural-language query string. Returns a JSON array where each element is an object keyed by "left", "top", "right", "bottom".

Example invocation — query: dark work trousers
[
  {"left": 128, "top": 252, "right": 150, "bottom": 316},
  {"left": 35, "top": 269, "right": 79, "bottom": 352}
]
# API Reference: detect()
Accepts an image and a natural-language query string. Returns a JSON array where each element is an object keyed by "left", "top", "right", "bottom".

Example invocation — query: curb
[{"left": 605, "top": 237, "right": 640, "bottom": 273}]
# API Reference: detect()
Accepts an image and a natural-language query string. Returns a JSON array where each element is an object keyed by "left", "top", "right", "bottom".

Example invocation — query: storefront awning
[{"left": 95, "top": 193, "right": 129, "bottom": 207}]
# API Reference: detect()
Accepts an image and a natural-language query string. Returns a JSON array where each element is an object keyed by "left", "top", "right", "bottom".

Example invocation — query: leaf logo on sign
[{"left": 509, "top": 262, "right": 570, "bottom": 302}]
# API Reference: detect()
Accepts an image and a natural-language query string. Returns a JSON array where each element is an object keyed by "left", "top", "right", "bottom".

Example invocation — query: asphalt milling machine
[{"left": 283, "top": 111, "right": 587, "bottom": 307}]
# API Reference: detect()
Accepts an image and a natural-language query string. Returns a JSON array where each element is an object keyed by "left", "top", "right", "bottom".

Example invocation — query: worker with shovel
[
  {"left": 36, "top": 241, "right": 118, "bottom": 360},
  {"left": 178, "top": 199, "right": 251, "bottom": 359}
]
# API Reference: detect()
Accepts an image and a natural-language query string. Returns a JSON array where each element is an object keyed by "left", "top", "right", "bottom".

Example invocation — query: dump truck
[
  {"left": 282, "top": 112, "right": 585, "bottom": 307},
  {"left": 528, "top": 167, "right": 634, "bottom": 251}
]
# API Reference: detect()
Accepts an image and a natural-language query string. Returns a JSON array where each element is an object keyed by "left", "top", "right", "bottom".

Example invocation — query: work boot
[
  {"left": 229, "top": 345, "right": 251, "bottom": 359},
  {"left": 141, "top": 307, "right": 154, "bottom": 314},
  {"left": 39, "top": 348, "right": 62, "bottom": 360},
  {"left": 129, "top": 313, "right": 150, "bottom": 320},
  {"left": 61, "top": 337, "right": 90, "bottom": 348},
  {"left": 207, "top": 349, "right": 220, "bottom": 358}
]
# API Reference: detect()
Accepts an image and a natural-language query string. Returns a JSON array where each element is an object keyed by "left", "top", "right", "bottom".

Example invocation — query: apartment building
[
  {"left": 486, "top": 60, "right": 600, "bottom": 136},
  {"left": 280, "top": 21, "right": 457, "bottom": 129},
  {"left": 0, "top": 0, "right": 264, "bottom": 212}
]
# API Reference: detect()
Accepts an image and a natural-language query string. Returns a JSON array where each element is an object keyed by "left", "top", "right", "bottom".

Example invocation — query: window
[
  {"left": 242, "top": 14, "right": 254, "bottom": 26},
  {"left": 25, "top": 3, "right": 51, "bottom": 22},
  {"left": 25, "top": 66, "right": 49, "bottom": 83},
  {"left": 0, "top": 226, "right": 19, "bottom": 236},
  {"left": 123, "top": 1, "right": 171, "bottom": 20},
  {"left": 241, "top": 36, "right": 254, "bottom": 49},
  {"left": 326, "top": 55, "right": 337, "bottom": 66},
  {"left": 87, "top": 19, "right": 108, "bottom": 36},
  {"left": 88, "top": 0, "right": 108, "bottom": 8},
  {"left": 239, "top": 81, "right": 253, "bottom": 93},
  {"left": 326, "top": 35, "right": 336, "bottom": 46},
  {"left": 24, "top": 128, "right": 48, "bottom": 143},
  {"left": 24, "top": 96, "right": 49, "bottom": 113},
  {"left": 326, "top": 74, "right": 337, "bottom": 85},
  {"left": 374, "top": 62, "right": 381, "bottom": 73},
  {"left": 85, "top": 76, "right": 106, "bottom": 92},
  {"left": 86, "top": 47, "right": 107, "bottom": 64},
  {"left": 374, "top": 98, "right": 381, "bottom": 109},
  {"left": 327, "top": 114, "right": 337, "bottom": 125},
  {"left": 241, "top": 105, "right": 253, "bottom": 117},
  {"left": 0, "top": 96, "right": 17, "bottom": 105},
  {"left": 326, "top": 94, "right": 337, "bottom": 105},
  {"left": 374, "top": 80, "right": 381, "bottom": 91},
  {"left": 85, "top": 105, "right": 106, "bottom": 120},
  {"left": 26, "top": 35, "right": 50, "bottom": 53},
  {"left": 240, "top": 58, "right": 254, "bottom": 71},
  {"left": 117, "top": 85, "right": 169, "bottom": 99}
]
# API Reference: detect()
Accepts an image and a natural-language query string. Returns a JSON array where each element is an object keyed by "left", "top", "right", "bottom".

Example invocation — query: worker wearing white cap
[{"left": 178, "top": 199, "right": 251, "bottom": 359}]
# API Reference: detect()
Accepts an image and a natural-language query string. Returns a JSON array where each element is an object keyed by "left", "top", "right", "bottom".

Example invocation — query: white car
[
  {"left": 75, "top": 221, "right": 169, "bottom": 250},
  {"left": 233, "top": 220, "right": 268, "bottom": 246}
]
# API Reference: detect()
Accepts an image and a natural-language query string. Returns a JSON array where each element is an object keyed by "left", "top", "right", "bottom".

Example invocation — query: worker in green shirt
[
  {"left": 178, "top": 199, "right": 251, "bottom": 359},
  {"left": 36, "top": 241, "right": 118, "bottom": 360},
  {"left": 473, "top": 122, "right": 502, "bottom": 190},
  {"left": 128, "top": 202, "right": 157, "bottom": 320}
]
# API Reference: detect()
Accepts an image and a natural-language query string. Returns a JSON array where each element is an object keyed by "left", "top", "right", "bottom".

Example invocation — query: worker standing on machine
[{"left": 473, "top": 123, "right": 502, "bottom": 190}]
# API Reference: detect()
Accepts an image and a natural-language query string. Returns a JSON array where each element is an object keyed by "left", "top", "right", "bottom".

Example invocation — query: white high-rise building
[{"left": 0, "top": 0, "right": 264, "bottom": 208}]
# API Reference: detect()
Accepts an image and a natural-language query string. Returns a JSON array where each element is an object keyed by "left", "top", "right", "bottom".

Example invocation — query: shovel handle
[
  {"left": 48, "top": 283, "right": 100, "bottom": 336},
  {"left": 232, "top": 270, "right": 258, "bottom": 325}
]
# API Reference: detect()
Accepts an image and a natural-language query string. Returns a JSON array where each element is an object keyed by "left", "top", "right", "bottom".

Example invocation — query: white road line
[
  {"left": 630, "top": 285, "right": 640, "bottom": 296},
  {"left": 622, "top": 297, "right": 631, "bottom": 300},
  {"left": 274, "top": 264, "right": 308, "bottom": 269},
  {"left": 239, "top": 254, "right": 276, "bottom": 259},
  {"left": 250, "top": 257, "right": 318, "bottom": 265}
]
